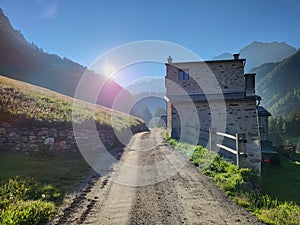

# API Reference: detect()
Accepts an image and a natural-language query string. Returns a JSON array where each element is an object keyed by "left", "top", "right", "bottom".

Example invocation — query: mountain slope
[
  {"left": 125, "top": 78, "right": 166, "bottom": 95},
  {"left": 249, "top": 62, "right": 279, "bottom": 82},
  {"left": 240, "top": 41, "right": 297, "bottom": 71},
  {"left": 256, "top": 50, "right": 300, "bottom": 116},
  {"left": 0, "top": 75, "right": 145, "bottom": 130},
  {"left": 212, "top": 41, "right": 297, "bottom": 72},
  {"left": 0, "top": 8, "right": 130, "bottom": 109}
]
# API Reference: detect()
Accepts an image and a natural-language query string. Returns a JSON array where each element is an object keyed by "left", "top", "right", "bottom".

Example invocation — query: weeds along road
[{"left": 52, "top": 129, "right": 263, "bottom": 225}]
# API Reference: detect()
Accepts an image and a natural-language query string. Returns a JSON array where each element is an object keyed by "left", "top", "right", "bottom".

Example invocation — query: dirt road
[{"left": 52, "top": 129, "right": 263, "bottom": 225}]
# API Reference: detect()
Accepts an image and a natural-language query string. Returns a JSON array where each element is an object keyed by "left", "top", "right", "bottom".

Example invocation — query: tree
[
  {"left": 140, "top": 106, "right": 152, "bottom": 125},
  {"left": 269, "top": 117, "right": 283, "bottom": 147},
  {"left": 153, "top": 107, "right": 166, "bottom": 118}
]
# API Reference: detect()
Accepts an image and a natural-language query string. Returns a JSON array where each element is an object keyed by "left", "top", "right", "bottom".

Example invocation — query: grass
[
  {"left": 0, "top": 150, "right": 91, "bottom": 202},
  {"left": 164, "top": 131, "right": 300, "bottom": 225},
  {"left": 262, "top": 155, "right": 300, "bottom": 205},
  {"left": 0, "top": 149, "right": 91, "bottom": 224},
  {"left": 0, "top": 75, "right": 144, "bottom": 130}
]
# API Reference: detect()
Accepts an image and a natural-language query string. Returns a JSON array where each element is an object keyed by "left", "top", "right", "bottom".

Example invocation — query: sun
[{"left": 100, "top": 64, "right": 117, "bottom": 78}]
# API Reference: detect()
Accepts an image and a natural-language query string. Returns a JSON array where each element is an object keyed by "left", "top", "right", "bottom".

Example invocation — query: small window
[{"left": 179, "top": 70, "right": 189, "bottom": 80}]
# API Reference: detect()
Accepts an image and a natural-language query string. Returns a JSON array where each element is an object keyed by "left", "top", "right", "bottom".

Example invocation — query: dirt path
[{"left": 51, "top": 129, "right": 263, "bottom": 225}]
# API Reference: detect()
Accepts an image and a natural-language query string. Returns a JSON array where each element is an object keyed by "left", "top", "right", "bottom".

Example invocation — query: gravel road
[{"left": 51, "top": 129, "right": 264, "bottom": 225}]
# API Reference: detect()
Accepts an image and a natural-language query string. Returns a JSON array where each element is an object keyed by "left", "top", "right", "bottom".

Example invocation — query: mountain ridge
[
  {"left": 212, "top": 41, "right": 297, "bottom": 71},
  {"left": 0, "top": 8, "right": 131, "bottom": 109}
]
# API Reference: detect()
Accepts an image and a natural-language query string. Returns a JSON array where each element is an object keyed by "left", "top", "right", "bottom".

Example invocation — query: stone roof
[
  {"left": 166, "top": 92, "right": 260, "bottom": 103},
  {"left": 257, "top": 106, "right": 272, "bottom": 117}
]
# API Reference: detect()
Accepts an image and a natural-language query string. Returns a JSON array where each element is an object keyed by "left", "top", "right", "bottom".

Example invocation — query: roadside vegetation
[
  {"left": 0, "top": 150, "right": 91, "bottom": 224},
  {"left": 165, "top": 132, "right": 300, "bottom": 225}
]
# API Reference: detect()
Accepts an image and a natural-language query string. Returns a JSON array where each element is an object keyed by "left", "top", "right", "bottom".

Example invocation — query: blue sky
[{"left": 0, "top": 0, "right": 300, "bottom": 86}]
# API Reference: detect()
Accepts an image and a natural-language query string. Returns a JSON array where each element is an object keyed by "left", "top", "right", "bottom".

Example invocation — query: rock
[
  {"left": 58, "top": 140, "right": 66, "bottom": 149},
  {"left": 49, "top": 128, "right": 57, "bottom": 137},
  {"left": 29, "top": 135, "right": 37, "bottom": 141},
  {"left": 29, "top": 144, "right": 39, "bottom": 150},
  {"left": 8, "top": 132, "right": 17, "bottom": 137},
  {"left": 22, "top": 130, "right": 33, "bottom": 136},
  {"left": 63, "top": 144, "right": 72, "bottom": 150},
  {"left": 0, "top": 127, "right": 6, "bottom": 134},
  {"left": 0, "top": 137, "right": 7, "bottom": 143},
  {"left": 44, "top": 137, "right": 55, "bottom": 145},
  {"left": 38, "top": 129, "right": 48, "bottom": 136}
]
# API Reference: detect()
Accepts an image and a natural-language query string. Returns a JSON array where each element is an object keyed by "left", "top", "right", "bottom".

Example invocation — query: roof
[
  {"left": 261, "top": 140, "right": 277, "bottom": 154},
  {"left": 166, "top": 92, "right": 260, "bottom": 103},
  {"left": 257, "top": 106, "right": 272, "bottom": 117}
]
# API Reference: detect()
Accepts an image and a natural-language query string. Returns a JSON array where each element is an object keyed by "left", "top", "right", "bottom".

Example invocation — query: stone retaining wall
[{"left": 0, "top": 122, "right": 147, "bottom": 153}]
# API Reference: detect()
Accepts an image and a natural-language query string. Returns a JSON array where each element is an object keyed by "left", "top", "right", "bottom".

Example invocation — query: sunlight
[{"left": 101, "top": 64, "right": 116, "bottom": 78}]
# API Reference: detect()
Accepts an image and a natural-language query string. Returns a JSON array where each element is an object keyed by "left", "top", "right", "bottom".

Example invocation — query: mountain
[
  {"left": 212, "top": 52, "right": 233, "bottom": 61},
  {"left": 125, "top": 78, "right": 166, "bottom": 95},
  {"left": 213, "top": 41, "right": 297, "bottom": 72},
  {"left": 0, "top": 8, "right": 130, "bottom": 109},
  {"left": 240, "top": 41, "right": 297, "bottom": 71},
  {"left": 254, "top": 50, "right": 300, "bottom": 116},
  {"left": 249, "top": 62, "right": 280, "bottom": 82}
]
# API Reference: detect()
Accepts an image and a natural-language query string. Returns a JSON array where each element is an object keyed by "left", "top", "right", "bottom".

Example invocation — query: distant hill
[
  {"left": 212, "top": 52, "right": 233, "bottom": 61},
  {"left": 0, "top": 8, "right": 130, "bottom": 109},
  {"left": 212, "top": 41, "right": 297, "bottom": 71},
  {"left": 254, "top": 51, "right": 300, "bottom": 116},
  {"left": 125, "top": 78, "right": 166, "bottom": 95}
]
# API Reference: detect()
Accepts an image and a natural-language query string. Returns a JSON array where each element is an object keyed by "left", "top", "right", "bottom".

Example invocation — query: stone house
[
  {"left": 257, "top": 106, "right": 276, "bottom": 155},
  {"left": 165, "top": 54, "right": 264, "bottom": 170}
]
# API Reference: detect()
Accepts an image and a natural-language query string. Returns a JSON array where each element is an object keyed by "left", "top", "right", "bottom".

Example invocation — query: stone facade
[{"left": 165, "top": 55, "right": 262, "bottom": 170}]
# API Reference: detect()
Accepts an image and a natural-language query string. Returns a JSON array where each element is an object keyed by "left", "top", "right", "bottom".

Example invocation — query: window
[{"left": 179, "top": 70, "right": 189, "bottom": 80}]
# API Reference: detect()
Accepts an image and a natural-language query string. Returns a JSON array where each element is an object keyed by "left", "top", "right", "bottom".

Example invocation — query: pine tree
[
  {"left": 153, "top": 107, "right": 166, "bottom": 118},
  {"left": 140, "top": 106, "right": 152, "bottom": 125}
]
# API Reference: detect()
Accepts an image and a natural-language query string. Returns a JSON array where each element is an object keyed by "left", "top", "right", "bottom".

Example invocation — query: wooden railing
[{"left": 209, "top": 128, "right": 247, "bottom": 166}]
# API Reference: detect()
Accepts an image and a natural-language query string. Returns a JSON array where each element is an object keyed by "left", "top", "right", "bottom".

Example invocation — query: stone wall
[
  {"left": 169, "top": 99, "right": 261, "bottom": 170},
  {"left": 0, "top": 122, "right": 147, "bottom": 153}
]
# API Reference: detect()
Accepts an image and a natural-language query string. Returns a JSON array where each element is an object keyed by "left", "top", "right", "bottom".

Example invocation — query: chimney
[
  {"left": 244, "top": 73, "right": 256, "bottom": 96},
  {"left": 233, "top": 53, "right": 240, "bottom": 60},
  {"left": 167, "top": 56, "right": 173, "bottom": 64}
]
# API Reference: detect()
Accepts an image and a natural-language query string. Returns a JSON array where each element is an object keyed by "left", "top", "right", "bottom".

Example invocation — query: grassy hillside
[{"left": 0, "top": 75, "right": 144, "bottom": 131}]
